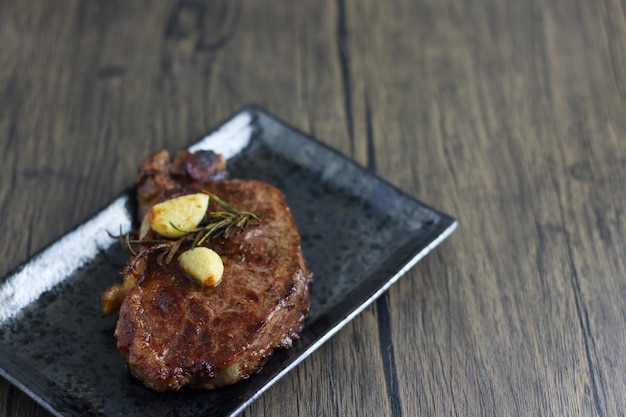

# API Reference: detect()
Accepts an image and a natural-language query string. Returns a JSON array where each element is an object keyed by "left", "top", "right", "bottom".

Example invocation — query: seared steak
[{"left": 103, "top": 150, "right": 312, "bottom": 391}]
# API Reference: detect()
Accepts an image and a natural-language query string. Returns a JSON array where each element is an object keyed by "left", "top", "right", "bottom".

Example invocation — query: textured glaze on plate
[
  {"left": 0, "top": 106, "right": 457, "bottom": 417},
  {"left": 0, "top": 197, "right": 131, "bottom": 322}
]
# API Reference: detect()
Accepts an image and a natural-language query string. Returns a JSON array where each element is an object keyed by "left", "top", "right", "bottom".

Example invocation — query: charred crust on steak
[
  {"left": 103, "top": 149, "right": 312, "bottom": 391},
  {"left": 171, "top": 149, "right": 228, "bottom": 182},
  {"left": 136, "top": 149, "right": 227, "bottom": 220}
]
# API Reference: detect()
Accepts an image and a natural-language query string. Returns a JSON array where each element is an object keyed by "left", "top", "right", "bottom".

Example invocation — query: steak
[{"left": 103, "top": 150, "right": 312, "bottom": 391}]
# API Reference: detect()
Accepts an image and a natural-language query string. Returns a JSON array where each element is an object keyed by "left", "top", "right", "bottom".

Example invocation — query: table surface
[{"left": 1, "top": 1, "right": 625, "bottom": 416}]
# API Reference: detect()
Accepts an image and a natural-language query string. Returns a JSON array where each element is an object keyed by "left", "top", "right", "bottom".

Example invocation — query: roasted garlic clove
[
  {"left": 149, "top": 193, "right": 209, "bottom": 238},
  {"left": 178, "top": 247, "right": 224, "bottom": 287}
]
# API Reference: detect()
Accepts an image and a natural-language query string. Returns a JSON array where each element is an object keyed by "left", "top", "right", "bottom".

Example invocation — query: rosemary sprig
[{"left": 117, "top": 191, "right": 260, "bottom": 270}]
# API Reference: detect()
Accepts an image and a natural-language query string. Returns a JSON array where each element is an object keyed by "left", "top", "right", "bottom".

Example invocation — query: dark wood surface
[{"left": 1, "top": 0, "right": 625, "bottom": 416}]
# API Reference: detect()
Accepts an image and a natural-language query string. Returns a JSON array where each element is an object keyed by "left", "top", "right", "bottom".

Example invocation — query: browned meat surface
[
  {"left": 104, "top": 150, "right": 312, "bottom": 391},
  {"left": 135, "top": 149, "right": 227, "bottom": 220}
]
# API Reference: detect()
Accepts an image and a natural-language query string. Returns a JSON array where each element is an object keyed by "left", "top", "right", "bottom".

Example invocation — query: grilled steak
[{"left": 103, "top": 150, "right": 312, "bottom": 391}]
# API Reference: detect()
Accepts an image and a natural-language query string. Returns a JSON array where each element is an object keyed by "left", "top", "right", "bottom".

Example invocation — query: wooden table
[{"left": 1, "top": 0, "right": 625, "bottom": 415}]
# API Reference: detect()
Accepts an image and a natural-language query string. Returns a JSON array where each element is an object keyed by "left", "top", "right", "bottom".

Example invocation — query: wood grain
[{"left": 1, "top": 0, "right": 625, "bottom": 416}]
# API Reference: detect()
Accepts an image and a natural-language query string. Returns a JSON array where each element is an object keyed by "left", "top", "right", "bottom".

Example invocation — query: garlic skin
[
  {"left": 178, "top": 247, "right": 224, "bottom": 287},
  {"left": 138, "top": 213, "right": 151, "bottom": 239},
  {"left": 149, "top": 193, "right": 209, "bottom": 238}
]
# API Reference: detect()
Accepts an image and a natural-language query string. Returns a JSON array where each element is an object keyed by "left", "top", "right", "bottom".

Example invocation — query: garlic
[
  {"left": 149, "top": 193, "right": 209, "bottom": 238},
  {"left": 138, "top": 213, "right": 151, "bottom": 239},
  {"left": 178, "top": 247, "right": 224, "bottom": 286}
]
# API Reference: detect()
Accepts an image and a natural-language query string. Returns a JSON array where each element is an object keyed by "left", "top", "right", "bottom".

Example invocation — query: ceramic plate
[{"left": 0, "top": 106, "right": 457, "bottom": 417}]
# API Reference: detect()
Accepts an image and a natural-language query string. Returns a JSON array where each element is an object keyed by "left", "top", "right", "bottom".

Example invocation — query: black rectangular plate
[{"left": 0, "top": 106, "right": 457, "bottom": 417}]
